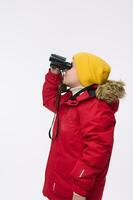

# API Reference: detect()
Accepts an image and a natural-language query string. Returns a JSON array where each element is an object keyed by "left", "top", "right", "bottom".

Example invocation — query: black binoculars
[{"left": 49, "top": 54, "right": 72, "bottom": 71}]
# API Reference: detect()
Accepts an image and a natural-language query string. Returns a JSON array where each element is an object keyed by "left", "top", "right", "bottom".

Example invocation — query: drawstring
[{"left": 48, "top": 82, "right": 68, "bottom": 140}]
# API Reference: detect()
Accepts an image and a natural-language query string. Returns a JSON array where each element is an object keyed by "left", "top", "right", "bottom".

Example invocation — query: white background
[{"left": 0, "top": 0, "right": 132, "bottom": 199}]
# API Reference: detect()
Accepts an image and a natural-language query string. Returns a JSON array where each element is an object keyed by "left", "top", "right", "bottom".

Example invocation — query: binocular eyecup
[{"left": 49, "top": 54, "right": 72, "bottom": 71}]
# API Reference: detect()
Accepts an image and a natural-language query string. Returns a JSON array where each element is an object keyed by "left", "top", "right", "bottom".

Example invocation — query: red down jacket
[{"left": 42, "top": 69, "right": 119, "bottom": 200}]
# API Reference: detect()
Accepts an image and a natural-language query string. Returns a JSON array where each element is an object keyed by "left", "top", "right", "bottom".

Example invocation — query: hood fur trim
[{"left": 96, "top": 80, "right": 126, "bottom": 104}]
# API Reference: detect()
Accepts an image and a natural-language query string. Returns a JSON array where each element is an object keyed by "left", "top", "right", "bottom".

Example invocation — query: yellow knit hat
[{"left": 72, "top": 52, "right": 111, "bottom": 87}]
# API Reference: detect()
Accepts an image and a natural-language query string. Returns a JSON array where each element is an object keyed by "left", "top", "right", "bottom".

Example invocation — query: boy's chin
[
  {"left": 62, "top": 79, "right": 67, "bottom": 85},
  {"left": 62, "top": 80, "right": 71, "bottom": 88}
]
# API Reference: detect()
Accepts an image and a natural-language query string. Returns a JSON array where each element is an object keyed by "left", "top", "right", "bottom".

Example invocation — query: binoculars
[{"left": 49, "top": 54, "right": 72, "bottom": 71}]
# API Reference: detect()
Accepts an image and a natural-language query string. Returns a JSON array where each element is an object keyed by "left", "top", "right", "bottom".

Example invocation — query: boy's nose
[
  {"left": 62, "top": 70, "right": 66, "bottom": 77},
  {"left": 64, "top": 69, "right": 68, "bottom": 72},
  {"left": 62, "top": 69, "right": 68, "bottom": 74}
]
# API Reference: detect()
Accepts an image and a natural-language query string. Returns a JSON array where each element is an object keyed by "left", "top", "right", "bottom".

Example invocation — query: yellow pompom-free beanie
[{"left": 72, "top": 52, "right": 111, "bottom": 87}]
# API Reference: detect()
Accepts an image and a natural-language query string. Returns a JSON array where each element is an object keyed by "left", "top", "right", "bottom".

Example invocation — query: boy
[{"left": 42, "top": 52, "right": 125, "bottom": 200}]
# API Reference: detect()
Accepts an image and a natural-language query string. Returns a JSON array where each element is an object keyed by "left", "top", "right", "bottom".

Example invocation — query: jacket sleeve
[
  {"left": 70, "top": 100, "right": 116, "bottom": 196},
  {"left": 42, "top": 68, "right": 63, "bottom": 113}
]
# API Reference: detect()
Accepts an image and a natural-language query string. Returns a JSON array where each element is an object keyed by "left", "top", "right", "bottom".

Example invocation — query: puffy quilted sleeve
[
  {"left": 42, "top": 68, "right": 63, "bottom": 113},
  {"left": 70, "top": 100, "right": 117, "bottom": 196}
]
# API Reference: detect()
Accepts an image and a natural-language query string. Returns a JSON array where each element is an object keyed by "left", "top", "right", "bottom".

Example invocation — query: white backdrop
[{"left": 0, "top": 0, "right": 132, "bottom": 199}]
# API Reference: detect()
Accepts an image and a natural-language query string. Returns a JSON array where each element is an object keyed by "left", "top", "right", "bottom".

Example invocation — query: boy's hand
[
  {"left": 50, "top": 67, "right": 60, "bottom": 74},
  {"left": 72, "top": 192, "right": 86, "bottom": 200}
]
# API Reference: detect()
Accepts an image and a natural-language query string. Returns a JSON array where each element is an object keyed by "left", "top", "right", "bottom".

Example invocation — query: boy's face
[{"left": 62, "top": 60, "right": 83, "bottom": 88}]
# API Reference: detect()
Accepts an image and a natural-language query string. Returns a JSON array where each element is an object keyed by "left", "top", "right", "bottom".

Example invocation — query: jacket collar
[{"left": 62, "top": 84, "right": 97, "bottom": 106}]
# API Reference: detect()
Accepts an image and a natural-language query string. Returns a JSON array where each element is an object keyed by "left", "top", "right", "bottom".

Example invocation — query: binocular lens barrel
[
  {"left": 49, "top": 54, "right": 66, "bottom": 63},
  {"left": 49, "top": 54, "right": 72, "bottom": 71}
]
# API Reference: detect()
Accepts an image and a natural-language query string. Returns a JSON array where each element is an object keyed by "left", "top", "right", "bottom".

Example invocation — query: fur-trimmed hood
[{"left": 96, "top": 80, "right": 126, "bottom": 104}]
